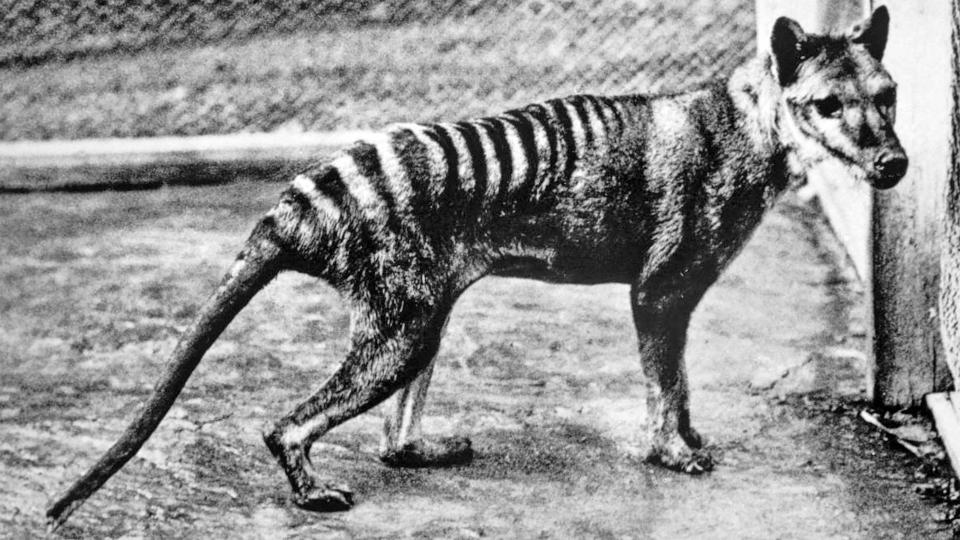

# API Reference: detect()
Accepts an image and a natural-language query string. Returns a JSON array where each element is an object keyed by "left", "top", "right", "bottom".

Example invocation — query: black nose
[{"left": 875, "top": 150, "right": 908, "bottom": 180}]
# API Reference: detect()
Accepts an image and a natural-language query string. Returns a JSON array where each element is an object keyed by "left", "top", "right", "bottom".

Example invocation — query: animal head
[{"left": 771, "top": 6, "right": 907, "bottom": 190}]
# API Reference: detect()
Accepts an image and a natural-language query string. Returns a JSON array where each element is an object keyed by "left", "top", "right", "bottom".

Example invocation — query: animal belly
[{"left": 488, "top": 217, "right": 644, "bottom": 284}]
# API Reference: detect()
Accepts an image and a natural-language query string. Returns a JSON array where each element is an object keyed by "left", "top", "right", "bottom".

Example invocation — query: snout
[{"left": 870, "top": 149, "right": 908, "bottom": 189}]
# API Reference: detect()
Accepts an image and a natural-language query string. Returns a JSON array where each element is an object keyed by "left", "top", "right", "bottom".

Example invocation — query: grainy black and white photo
[{"left": 3, "top": 0, "right": 960, "bottom": 537}]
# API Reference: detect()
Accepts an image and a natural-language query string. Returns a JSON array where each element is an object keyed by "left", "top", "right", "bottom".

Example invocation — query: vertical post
[
  {"left": 938, "top": 0, "right": 960, "bottom": 394},
  {"left": 871, "top": 1, "right": 953, "bottom": 408}
]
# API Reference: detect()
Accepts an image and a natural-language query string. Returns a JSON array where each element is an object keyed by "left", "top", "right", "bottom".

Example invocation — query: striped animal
[{"left": 48, "top": 7, "right": 906, "bottom": 527}]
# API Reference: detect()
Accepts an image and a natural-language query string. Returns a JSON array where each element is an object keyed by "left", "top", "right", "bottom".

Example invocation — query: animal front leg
[
  {"left": 631, "top": 284, "right": 714, "bottom": 474},
  {"left": 378, "top": 356, "right": 473, "bottom": 468}
]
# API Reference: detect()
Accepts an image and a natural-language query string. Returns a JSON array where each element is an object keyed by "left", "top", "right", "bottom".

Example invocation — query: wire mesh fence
[{"left": 0, "top": 0, "right": 755, "bottom": 140}]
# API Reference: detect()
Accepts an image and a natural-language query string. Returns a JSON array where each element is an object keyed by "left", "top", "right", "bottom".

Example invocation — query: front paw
[{"left": 647, "top": 436, "right": 715, "bottom": 474}]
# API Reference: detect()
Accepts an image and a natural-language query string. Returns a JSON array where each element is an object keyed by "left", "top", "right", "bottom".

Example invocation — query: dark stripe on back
[
  {"left": 516, "top": 104, "right": 560, "bottom": 206},
  {"left": 309, "top": 165, "right": 380, "bottom": 261},
  {"left": 346, "top": 142, "right": 400, "bottom": 232},
  {"left": 479, "top": 118, "right": 513, "bottom": 215},
  {"left": 391, "top": 128, "right": 435, "bottom": 225},
  {"left": 423, "top": 124, "right": 460, "bottom": 201},
  {"left": 527, "top": 104, "right": 559, "bottom": 183},
  {"left": 283, "top": 185, "right": 315, "bottom": 214},
  {"left": 423, "top": 124, "right": 463, "bottom": 232},
  {"left": 548, "top": 99, "right": 577, "bottom": 183},
  {"left": 455, "top": 121, "right": 488, "bottom": 221},
  {"left": 582, "top": 95, "right": 606, "bottom": 141},
  {"left": 570, "top": 96, "right": 595, "bottom": 149},
  {"left": 598, "top": 96, "right": 625, "bottom": 136},
  {"left": 312, "top": 165, "right": 351, "bottom": 211},
  {"left": 618, "top": 97, "right": 642, "bottom": 126},
  {"left": 502, "top": 111, "right": 539, "bottom": 210}
]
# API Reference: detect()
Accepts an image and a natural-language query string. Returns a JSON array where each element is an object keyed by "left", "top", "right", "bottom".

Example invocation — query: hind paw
[
  {"left": 380, "top": 436, "right": 473, "bottom": 468},
  {"left": 293, "top": 484, "right": 355, "bottom": 512}
]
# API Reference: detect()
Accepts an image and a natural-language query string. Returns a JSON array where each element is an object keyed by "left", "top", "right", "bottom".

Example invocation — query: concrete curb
[{"left": 0, "top": 130, "right": 373, "bottom": 192}]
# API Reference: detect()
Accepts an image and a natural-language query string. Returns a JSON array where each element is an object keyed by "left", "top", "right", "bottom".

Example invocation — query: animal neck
[
  {"left": 726, "top": 54, "right": 799, "bottom": 196},
  {"left": 727, "top": 55, "right": 786, "bottom": 157}
]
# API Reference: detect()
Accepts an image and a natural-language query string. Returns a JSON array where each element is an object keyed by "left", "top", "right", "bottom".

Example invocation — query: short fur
[{"left": 48, "top": 7, "right": 907, "bottom": 528}]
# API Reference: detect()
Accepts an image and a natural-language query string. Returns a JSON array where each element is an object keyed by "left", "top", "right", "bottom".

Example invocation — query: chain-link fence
[{"left": 0, "top": 0, "right": 755, "bottom": 141}]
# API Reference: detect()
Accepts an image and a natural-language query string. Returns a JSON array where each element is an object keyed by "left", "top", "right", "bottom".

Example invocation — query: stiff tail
[{"left": 46, "top": 231, "right": 284, "bottom": 531}]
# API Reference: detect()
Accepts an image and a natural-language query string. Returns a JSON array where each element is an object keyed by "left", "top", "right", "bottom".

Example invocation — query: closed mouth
[{"left": 869, "top": 172, "right": 904, "bottom": 190}]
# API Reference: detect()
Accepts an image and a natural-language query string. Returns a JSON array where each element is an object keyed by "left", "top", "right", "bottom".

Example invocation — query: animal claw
[
  {"left": 682, "top": 451, "right": 715, "bottom": 474},
  {"left": 648, "top": 435, "right": 716, "bottom": 475}
]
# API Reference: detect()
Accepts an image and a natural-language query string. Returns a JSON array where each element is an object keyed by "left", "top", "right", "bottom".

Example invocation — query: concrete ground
[{"left": 0, "top": 181, "right": 950, "bottom": 538}]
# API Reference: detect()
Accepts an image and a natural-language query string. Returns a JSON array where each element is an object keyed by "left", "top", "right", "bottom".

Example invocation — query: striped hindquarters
[{"left": 284, "top": 94, "right": 638, "bottom": 247}]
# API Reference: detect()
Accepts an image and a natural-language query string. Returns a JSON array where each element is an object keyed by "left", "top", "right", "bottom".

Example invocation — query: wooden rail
[
  {"left": 926, "top": 393, "right": 960, "bottom": 481},
  {"left": 0, "top": 131, "right": 371, "bottom": 192}
]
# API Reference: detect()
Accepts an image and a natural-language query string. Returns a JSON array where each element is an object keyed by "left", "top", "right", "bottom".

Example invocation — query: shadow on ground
[{"left": 0, "top": 181, "right": 950, "bottom": 538}]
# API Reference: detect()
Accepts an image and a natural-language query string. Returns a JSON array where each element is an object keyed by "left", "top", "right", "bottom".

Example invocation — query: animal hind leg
[
  {"left": 378, "top": 275, "right": 483, "bottom": 468},
  {"left": 378, "top": 345, "right": 473, "bottom": 468},
  {"left": 262, "top": 306, "right": 448, "bottom": 511}
]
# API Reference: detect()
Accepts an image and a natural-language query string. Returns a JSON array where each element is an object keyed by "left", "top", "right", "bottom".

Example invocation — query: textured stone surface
[{"left": 0, "top": 182, "right": 948, "bottom": 538}]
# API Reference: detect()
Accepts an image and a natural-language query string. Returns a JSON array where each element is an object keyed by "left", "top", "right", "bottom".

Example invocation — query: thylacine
[{"left": 48, "top": 7, "right": 906, "bottom": 528}]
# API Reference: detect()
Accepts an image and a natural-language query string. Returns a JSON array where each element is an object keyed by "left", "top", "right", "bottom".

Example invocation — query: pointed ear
[
  {"left": 771, "top": 17, "right": 808, "bottom": 86},
  {"left": 848, "top": 5, "right": 889, "bottom": 61}
]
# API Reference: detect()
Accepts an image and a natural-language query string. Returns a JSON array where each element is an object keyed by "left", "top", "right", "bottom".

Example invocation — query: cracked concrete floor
[{"left": 0, "top": 181, "right": 950, "bottom": 538}]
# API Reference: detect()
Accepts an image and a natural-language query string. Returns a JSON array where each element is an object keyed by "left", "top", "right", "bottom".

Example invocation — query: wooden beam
[
  {"left": 871, "top": 1, "right": 953, "bottom": 407},
  {"left": 0, "top": 131, "right": 371, "bottom": 192},
  {"left": 926, "top": 393, "right": 960, "bottom": 480}
]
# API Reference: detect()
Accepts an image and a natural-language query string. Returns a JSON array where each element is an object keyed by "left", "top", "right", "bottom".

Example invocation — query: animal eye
[
  {"left": 813, "top": 96, "right": 843, "bottom": 118},
  {"left": 875, "top": 88, "right": 896, "bottom": 109}
]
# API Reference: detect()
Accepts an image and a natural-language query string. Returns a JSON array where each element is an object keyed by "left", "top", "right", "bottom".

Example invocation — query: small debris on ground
[{"left": 859, "top": 407, "right": 960, "bottom": 533}]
